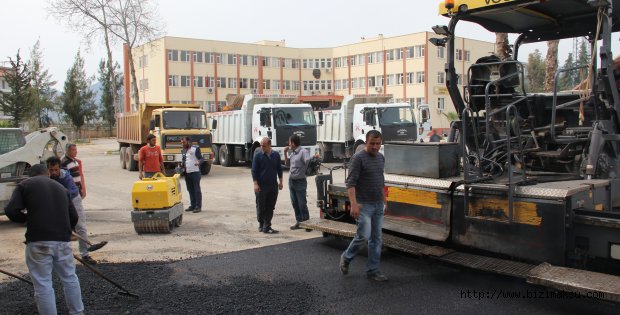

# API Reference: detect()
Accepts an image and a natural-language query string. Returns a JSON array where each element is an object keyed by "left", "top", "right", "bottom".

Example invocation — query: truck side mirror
[
  {"left": 211, "top": 119, "right": 218, "bottom": 130},
  {"left": 260, "top": 110, "right": 271, "bottom": 127},
  {"left": 318, "top": 111, "right": 324, "bottom": 125},
  {"left": 364, "top": 110, "right": 376, "bottom": 127}
]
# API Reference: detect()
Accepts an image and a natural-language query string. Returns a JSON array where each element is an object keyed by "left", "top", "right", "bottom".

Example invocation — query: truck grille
[{"left": 162, "top": 134, "right": 212, "bottom": 149}]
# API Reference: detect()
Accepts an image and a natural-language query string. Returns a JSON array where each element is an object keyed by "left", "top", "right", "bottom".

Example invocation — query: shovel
[
  {"left": 0, "top": 268, "right": 33, "bottom": 286},
  {"left": 74, "top": 255, "right": 139, "bottom": 298},
  {"left": 72, "top": 232, "right": 108, "bottom": 252}
]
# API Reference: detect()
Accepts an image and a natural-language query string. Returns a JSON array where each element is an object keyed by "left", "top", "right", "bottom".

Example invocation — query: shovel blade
[{"left": 87, "top": 241, "right": 108, "bottom": 252}]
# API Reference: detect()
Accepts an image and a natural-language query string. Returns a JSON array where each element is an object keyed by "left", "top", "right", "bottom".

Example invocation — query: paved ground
[{"left": 1, "top": 237, "right": 617, "bottom": 314}]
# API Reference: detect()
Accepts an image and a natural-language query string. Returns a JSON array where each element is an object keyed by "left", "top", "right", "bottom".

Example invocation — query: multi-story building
[
  {"left": 0, "top": 66, "right": 13, "bottom": 121},
  {"left": 125, "top": 33, "right": 494, "bottom": 131}
]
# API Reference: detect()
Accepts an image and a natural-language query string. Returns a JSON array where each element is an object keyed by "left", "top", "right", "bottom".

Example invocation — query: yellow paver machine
[{"left": 131, "top": 173, "right": 184, "bottom": 233}]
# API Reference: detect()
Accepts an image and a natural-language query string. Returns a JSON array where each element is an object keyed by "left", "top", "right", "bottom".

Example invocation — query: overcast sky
[{"left": 1, "top": 0, "right": 590, "bottom": 90}]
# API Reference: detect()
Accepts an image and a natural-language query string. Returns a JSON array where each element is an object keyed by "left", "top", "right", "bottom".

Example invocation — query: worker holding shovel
[{"left": 4, "top": 164, "right": 84, "bottom": 315}]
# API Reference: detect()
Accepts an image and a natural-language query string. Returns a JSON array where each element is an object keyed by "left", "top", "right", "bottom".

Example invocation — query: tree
[
  {"left": 49, "top": 0, "right": 164, "bottom": 109},
  {"left": 62, "top": 51, "right": 95, "bottom": 136},
  {"left": 526, "top": 49, "right": 545, "bottom": 93},
  {"left": 558, "top": 53, "right": 576, "bottom": 90},
  {"left": 29, "top": 40, "right": 58, "bottom": 128},
  {"left": 495, "top": 33, "right": 511, "bottom": 60},
  {"left": 543, "top": 40, "right": 560, "bottom": 93},
  {"left": 98, "top": 58, "right": 122, "bottom": 132},
  {"left": 0, "top": 51, "right": 34, "bottom": 127},
  {"left": 575, "top": 38, "right": 591, "bottom": 86}
]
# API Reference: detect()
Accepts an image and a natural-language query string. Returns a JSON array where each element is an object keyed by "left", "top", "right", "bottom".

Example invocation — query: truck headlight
[{"left": 165, "top": 155, "right": 175, "bottom": 161}]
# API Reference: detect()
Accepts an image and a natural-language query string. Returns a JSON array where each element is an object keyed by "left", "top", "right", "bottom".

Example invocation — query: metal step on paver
[{"left": 527, "top": 263, "right": 620, "bottom": 303}]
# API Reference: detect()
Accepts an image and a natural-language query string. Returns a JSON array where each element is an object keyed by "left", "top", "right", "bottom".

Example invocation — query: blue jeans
[
  {"left": 289, "top": 177, "right": 309, "bottom": 222},
  {"left": 341, "top": 202, "right": 385, "bottom": 273},
  {"left": 26, "top": 241, "right": 84, "bottom": 315},
  {"left": 185, "top": 171, "right": 202, "bottom": 209}
]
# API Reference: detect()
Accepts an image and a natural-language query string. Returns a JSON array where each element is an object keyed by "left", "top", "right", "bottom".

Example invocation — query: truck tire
[
  {"left": 220, "top": 145, "right": 234, "bottom": 167},
  {"left": 127, "top": 146, "right": 139, "bottom": 171},
  {"left": 200, "top": 162, "right": 211, "bottom": 175},
  {"left": 120, "top": 147, "right": 127, "bottom": 169},
  {"left": 319, "top": 143, "right": 332, "bottom": 162},
  {"left": 212, "top": 145, "right": 220, "bottom": 165}
]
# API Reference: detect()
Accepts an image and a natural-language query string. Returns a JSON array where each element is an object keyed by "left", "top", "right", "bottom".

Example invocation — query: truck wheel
[
  {"left": 319, "top": 143, "right": 332, "bottom": 162},
  {"left": 200, "top": 162, "right": 211, "bottom": 175},
  {"left": 127, "top": 147, "right": 139, "bottom": 171},
  {"left": 353, "top": 142, "right": 365, "bottom": 155},
  {"left": 120, "top": 147, "right": 127, "bottom": 169},
  {"left": 220, "top": 145, "right": 234, "bottom": 167},
  {"left": 212, "top": 145, "right": 220, "bottom": 165}
]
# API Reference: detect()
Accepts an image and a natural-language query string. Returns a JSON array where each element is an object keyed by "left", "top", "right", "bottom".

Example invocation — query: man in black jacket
[{"left": 4, "top": 164, "right": 84, "bottom": 315}]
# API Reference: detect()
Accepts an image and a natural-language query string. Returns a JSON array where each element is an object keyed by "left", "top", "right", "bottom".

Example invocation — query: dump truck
[
  {"left": 314, "top": 94, "right": 417, "bottom": 161},
  {"left": 208, "top": 94, "right": 319, "bottom": 166},
  {"left": 116, "top": 103, "right": 214, "bottom": 175},
  {"left": 0, "top": 127, "right": 69, "bottom": 215},
  {"left": 305, "top": 0, "right": 620, "bottom": 303}
]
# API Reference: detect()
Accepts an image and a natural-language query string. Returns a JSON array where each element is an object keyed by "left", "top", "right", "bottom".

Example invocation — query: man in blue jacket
[
  {"left": 47, "top": 156, "right": 97, "bottom": 265},
  {"left": 252, "top": 137, "right": 283, "bottom": 234}
]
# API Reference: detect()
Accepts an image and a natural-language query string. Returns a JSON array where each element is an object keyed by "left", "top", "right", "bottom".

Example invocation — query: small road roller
[{"left": 131, "top": 173, "right": 184, "bottom": 234}]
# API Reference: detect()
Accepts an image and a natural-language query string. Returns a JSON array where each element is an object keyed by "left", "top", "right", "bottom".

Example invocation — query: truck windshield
[
  {"left": 273, "top": 107, "right": 316, "bottom": 127},
  {"left": 378, "top": 106, "right": 415, "bottom": 126},
  {"left": 162, "top": 111, "right": 207, "bottom": 129}
]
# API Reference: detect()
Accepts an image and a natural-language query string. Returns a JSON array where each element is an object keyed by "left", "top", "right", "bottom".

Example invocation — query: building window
[
  {"left": 193, "top": 52, "right": 203, "bottom": 63},
  {"left": 397, "top": 73, "right": 404, "bottom": 85},
  {"left": 343, "top": 79, "right": 348, "bottom": 89},
  {"left": 437, "top": 72, "right": 445, "bottom": 84},
  {"left": 465, "top": 50, "right": 471, "bottom": 62},
  {"left": 217, "top": 77, "right": 226, "bottom": 88},
  {"left": 416, "top": 97, "right": 425, "bottom": 105},
  {"left": 168, "top": 75, "right": 179, "bottom": 87},
  {"left": 284, "top": 80, "right": 291, "bottom": 90},
  {"left": 349, "top": 56, "right": 356, "bottom": 66},
  {"left": 358, "top": 54, "right": 365, "bottom": 65},
  {"left": 437, "top": 46, "right": 445, "bottom": 59},
  {"left": 438, "top": 97, "right": 445, "bottom": 111},
  {"left": 240, "top": 55, "right": 248, "bottom": 66},
  {"left": 180, "top": 76, "right": 191, "bottom": 87},
  {"left": 250, "top": 79, "right": 258, "bottom": 89},
  {"left": 326, "top": 58, "right": 332, "bottom": 68},
  {"left": 205, "top": 52, "right": 214, "bottom": 63},
  {"left": 376, "top": 75, "right": 383, "bottom": 87},
  {"left": 251, "top": 56, "right": 258, "bottom": 66},
  {"left": 456, "top": 49, "right": 463, "bottom": 61},
  {"left": 138, "top": 55, "right": 148, "bottom": 68},
  {"left": 263, "top": 80, "right": 270, "bottom": 90},
  {"left": 206, "top": 76, "right": 215, "bottom": 88},
  {"left": 406, "top": 72, "right": 414, "bottom": 84},
  {"left": 367, "top": 52, "right": 375, "bottom": 64},
  {"left": 228, "top": 78, "right": 237, "bottom": 89},
  {"left": 406, "top": 47, "right": 414, "bottom": 58},
  {"left": 194, "top": 76, "right": 204, "bottom": 87},
  {"left": 386, "top": 74, "right": 395, "bottom": 86},
  {"left": 139, "top": 79, "right": 149, "bottom": 91},
  {"left": 397, "top": 48, "right": 404, "bottom": 60},
  {"left": 167, "top": 50, "right": 178, "bottom": 61},
  {"left": 416, "top": 71, "right": 425, "bottom": 84},
  {"left": 262, "top": 57, "right": 270, "bottom": 67},
  {"left": 228, "top": 54, "right": 236, "bottom": 65},
  {"left": 368, "top": 76, "right": 376, "bottom": 87},
  {"left": 457, "top": 73, "right": 463, "bottom": 85},
  {"left": 240, "top": 78, "right": 248, "bottom": 89},
  {"left": 415, "top": 45, "right": 425, "bottom": 58},
  {"left": 386, "top": 49, "right": 395, "bottom": 61},
  {"left": 292, "top": 59, "right": 299, "bottom": 69},
  {"left": 180, "top": 51, "right": 191, "bottom": 62}
]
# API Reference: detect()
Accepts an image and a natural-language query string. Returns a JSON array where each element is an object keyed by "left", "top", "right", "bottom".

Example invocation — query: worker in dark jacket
[
  {"left": 252, "top": 137, "right": 283, "bottom": 234},
  {"left": 4, "top": 164, "right": 84, "bottom": 315}
]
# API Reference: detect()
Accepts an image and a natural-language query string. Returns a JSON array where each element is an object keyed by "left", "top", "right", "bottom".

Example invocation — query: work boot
[
  {"left": 339, "top": 256, "right": 349, "bottom": 275},
  {"left": 192, "top": 208, "right": 202, "bottom": 213},
  {"left": 366, "top": 271, "right": 388, "bottom": 282},
  {"left": 290, "top": 222, "right": 301, "bottom": 230},
  {"left": 185, "top": 207, "right": 194, "bottom": 212},
  {"left": 82, "top": 255, "right": 98, "bottom": 265}
]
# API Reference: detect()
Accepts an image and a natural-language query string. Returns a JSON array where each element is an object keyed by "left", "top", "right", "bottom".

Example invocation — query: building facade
[{"left": 127, "top": 33, "right": 494, "bottom": 131}]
